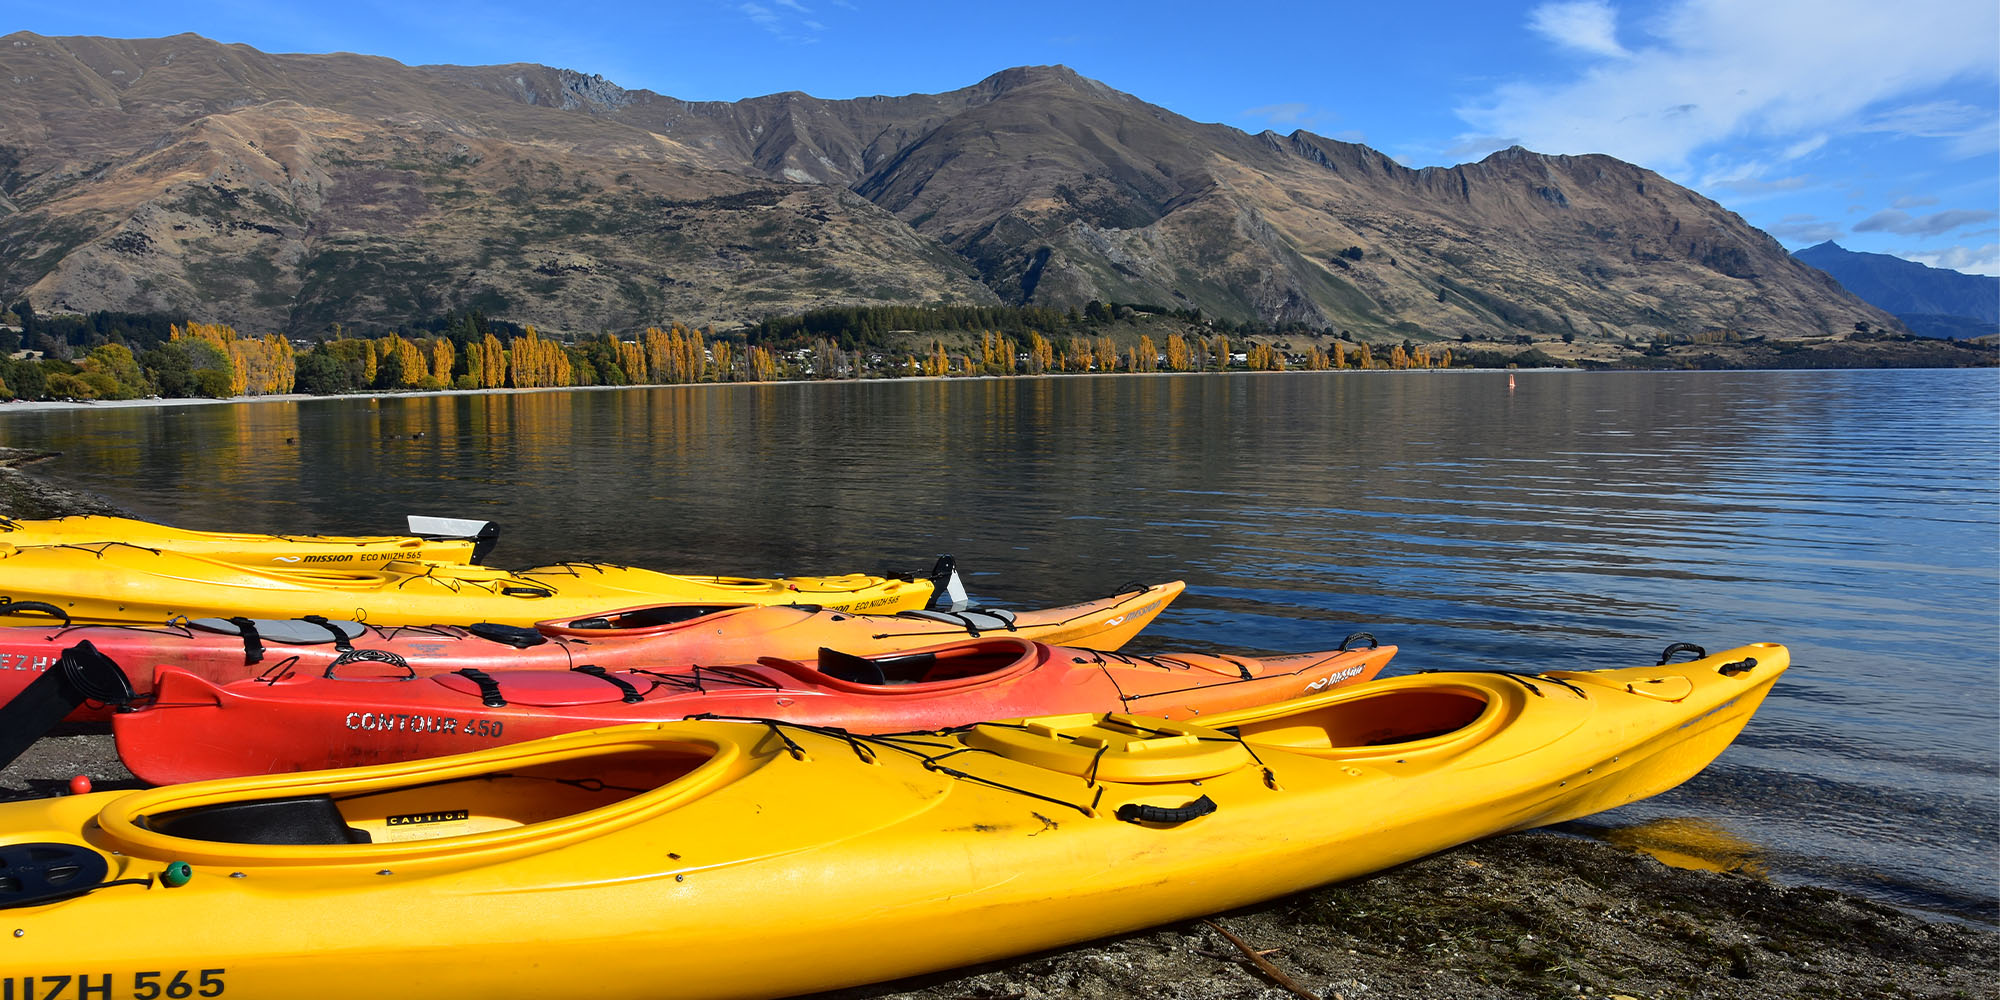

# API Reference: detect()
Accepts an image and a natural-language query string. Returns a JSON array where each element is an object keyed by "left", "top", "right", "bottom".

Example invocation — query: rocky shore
[{"left": 2, "top": 450, "right": 1994, "bottom": 1000}]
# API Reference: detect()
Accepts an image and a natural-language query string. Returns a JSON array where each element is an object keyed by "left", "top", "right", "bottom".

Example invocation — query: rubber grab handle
[
  {"left": 1657, "top": 642, "right": 1707, "bottom": 665},
  {"left": 1116, "top": 795, "right": 1217, "bottom": 826},
  {"left": 0, "top": 600, "right": 71, "bottom": 624}
]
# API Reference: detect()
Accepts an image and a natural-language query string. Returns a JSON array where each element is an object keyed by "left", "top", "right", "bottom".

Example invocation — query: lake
[{"left": 3, "top": 368, "right": 1995, "bottom": 922}]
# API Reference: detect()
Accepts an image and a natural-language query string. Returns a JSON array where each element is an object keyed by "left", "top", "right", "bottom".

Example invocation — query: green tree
[
  {"left": 293, "top": 350, "right": 357, "bottom": 395},
  {"left": 375, "top": 348, "right": 405, "bottom": 390},
  {"left": 141, "top": 344, "right": 196, "bottom": 397},
  {"left": 5, "top": 358, "right": 46, "bottom": 400},
  {"left": 77, "top": 343, "right": 148, "bottom": 399}
]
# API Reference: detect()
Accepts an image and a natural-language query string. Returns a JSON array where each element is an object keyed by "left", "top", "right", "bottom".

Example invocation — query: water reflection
[
  {"left": 1583, "top": 816, "right": 1771, "bottom": 876},
  {"left": 2, "top": 369, "right": 1995, "bottom": 921}
]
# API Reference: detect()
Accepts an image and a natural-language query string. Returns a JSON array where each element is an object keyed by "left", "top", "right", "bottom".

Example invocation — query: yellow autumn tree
[
  {"left": 1094, "top": 337, "right": 1118, "bottom": 372},
  {"left": 426, "top": 339, "right": 454, "bottom": 390},
  {"left": 508, "top": 326, "right": 573, "bottom": 388},
  {"left": 482, "top": 333, "right": 507, "bottom": 387},
  {"left": 1027, "top": 332, "right": 1053, "bottom": 374},
  {"left": 617, "top": 339, "right": 646, "bottom": 384},
  {"left": 1165, "top": 334, "right": 1190, "bottom": 372},
  {"left": 372, "top": 335, "right": 427, "bottom": 388},
  {"left": 170, "top": 322, "right": 246, "bottom": 397}
]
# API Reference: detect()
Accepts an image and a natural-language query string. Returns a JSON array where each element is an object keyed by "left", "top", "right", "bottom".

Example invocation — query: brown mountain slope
[
  {"left": 0, "top": 33, "right": 994, "bottom": 333},
  {"left": 0, "top": 33, "right": 1894, "bottom": 340}
]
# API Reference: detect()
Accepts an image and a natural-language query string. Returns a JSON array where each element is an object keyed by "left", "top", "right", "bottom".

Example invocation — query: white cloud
[
  {"left": 1244, "top": 102, "right": 1310, "bottom": 125},
  {"left": 1446, "top": 133, "right": 1522, "bottom": 159},
  {"left": 1893, "top": 194, "right": 1941, "bottom": 209},
  {"left": 1455, "top": 0, "right": 2000, "bottom": 173},
  {"left": 1905, "top": 243, "right": 2000, "bottom": 276},
  {"left": 1243, "top": 102, "right": 1344, "bottom": 132},
  {"left": 1529, "top": 1, "right": 1631, "bottom": 58},
  {"left": 1706, "top": 171, "right": 1814, "bottom": 196},
  {"left": 1853, "top": 208, "right": 1998, "bottom": 237},
  {"left": 1767, "top": 214, "right": 1845, "bottom": 243},
  {"left": 1779, "top": 134, "right": 1827, "bottom": 161},
  {"left": 738, "top": 0, "right": 823, "bottom": 41}
]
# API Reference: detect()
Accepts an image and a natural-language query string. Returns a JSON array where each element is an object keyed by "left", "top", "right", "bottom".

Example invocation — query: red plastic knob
[{"left": 68, "top": 775, "right": 92, "bottom": 795}]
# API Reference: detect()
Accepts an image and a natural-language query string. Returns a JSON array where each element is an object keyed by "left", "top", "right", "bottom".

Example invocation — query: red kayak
[
  {"left": 110, "top": 635, "right": 1397, "bottom": 783},
  {"left": 0, "top": 583, "right": 1184, "bottom": 722}
]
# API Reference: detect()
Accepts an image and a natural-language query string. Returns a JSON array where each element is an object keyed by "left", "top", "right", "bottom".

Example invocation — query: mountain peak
[
  {"left": 0, "top": 33, "right": 1907, "bottom": 342},
  {"left": 1796, "top": 241, "right": 1998, "bottom": 329}
]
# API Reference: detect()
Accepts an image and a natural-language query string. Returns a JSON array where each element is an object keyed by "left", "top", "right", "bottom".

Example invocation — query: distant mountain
[
  {"left": 1794, "top": 242, "right": 1997, "bottom": 338},
  {"left": 0, "top": 32, "right": 1900, "bottom": 341}
]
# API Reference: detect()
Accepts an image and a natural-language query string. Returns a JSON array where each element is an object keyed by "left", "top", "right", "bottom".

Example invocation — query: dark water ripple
[{"left": 2, "top": 369, "right": 1994, "bottom": 921}]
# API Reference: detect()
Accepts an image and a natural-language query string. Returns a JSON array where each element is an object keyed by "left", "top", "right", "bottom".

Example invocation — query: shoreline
[
  {"left": 1, "top": 364, "right": 1983, "bottom": 416},
  {"left": 1, "top": 460, "right": 1993, "bottom": 998}
]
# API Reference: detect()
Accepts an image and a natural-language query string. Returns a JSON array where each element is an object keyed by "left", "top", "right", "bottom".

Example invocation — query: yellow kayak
[
  {"left": 0, "top": 542, "right": 950, "bottom": 626},
  {"left": 0, "top": 642, "right": 1785, "bottom": 999},
  {"left": 0, "top": 514, "right": 493, "bottom": 565}
]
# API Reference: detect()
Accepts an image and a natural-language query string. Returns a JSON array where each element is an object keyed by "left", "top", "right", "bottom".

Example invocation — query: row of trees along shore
[{"left": 0, "top": 304, "right": 1460, "bottom": 402}]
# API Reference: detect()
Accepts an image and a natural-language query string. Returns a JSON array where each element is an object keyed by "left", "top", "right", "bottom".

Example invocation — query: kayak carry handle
[
  {"left": 454, "top": 668, "right": 506, "bottom": 707},
  {"left": 1116, "top": 795, "right": 1217, "bottom": 826},
  {"left": 1657, "top": 642, "right": 1707, "bottom": 665},
  {"left": 1339, "top": 632, "right": 1378, "bottom": 651},
  {"left": 0, "top": 600, "right": 70, "bottom": 625},
  {"left": 572, "top": 665, "right": 644, "bottom": 703},
  {"left": 324, "top": 648, "right": 415, "bottom": 680}
]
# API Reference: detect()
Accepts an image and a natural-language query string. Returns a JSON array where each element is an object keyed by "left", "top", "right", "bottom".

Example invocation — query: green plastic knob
[{"left": 160, "top": 861, "right": 192, "bottom": 888}]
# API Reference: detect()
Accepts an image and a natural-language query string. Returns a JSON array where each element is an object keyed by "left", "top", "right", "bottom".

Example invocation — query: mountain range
[
  {"left": 0, "top": 32, "right": 1902, "bottom": 342},
  {"left": 1792, "top": 242, "right": 1997, "bottom": 339}
]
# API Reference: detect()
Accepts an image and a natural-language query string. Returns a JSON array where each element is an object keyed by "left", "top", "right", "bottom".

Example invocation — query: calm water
[{"left": 3, "top": 370, "right": 1996, "bottom": 922}]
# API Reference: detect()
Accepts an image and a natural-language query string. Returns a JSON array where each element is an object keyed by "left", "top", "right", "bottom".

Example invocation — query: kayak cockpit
[
  {"left": 138, "top": 746, "right": 712, "bottom": 846},
  {"left": 97, "top": 732, "right": 740, "bottom": 863},
  {"left": 761, "top": 638, "right": 1039, "bottom": 690},
  {"left": 1231, "top": 686, "right": 1497, "bottom": 756}
]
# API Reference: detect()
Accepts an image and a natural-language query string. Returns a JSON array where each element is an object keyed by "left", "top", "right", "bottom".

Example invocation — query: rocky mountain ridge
[
  {"left": 0, "top": 32, "right": 1899, "bottom": 341},
  {"left": 1793, "top": 241, "right": 1997, "bottom": 338}
]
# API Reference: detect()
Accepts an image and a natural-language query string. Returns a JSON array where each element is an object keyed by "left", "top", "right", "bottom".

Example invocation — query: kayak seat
[
  {"left": 895, "top": 608, "right": 1018, "bottom": 633},
  {"left": 817, "top": 648, "right": 939, "bottom": 685},
  {"left": 144, "top": 794, "right": 373, "bottom": 846},
  {"left": 189, "top": 618, "right": 367, "bottom": 645}
]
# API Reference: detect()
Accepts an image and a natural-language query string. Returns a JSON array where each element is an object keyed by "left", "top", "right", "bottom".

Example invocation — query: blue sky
[{"left": 12, "top": 0, "right": 2000, "bottom": 275}]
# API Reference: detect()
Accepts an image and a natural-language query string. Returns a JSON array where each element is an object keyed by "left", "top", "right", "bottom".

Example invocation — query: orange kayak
[
  {"left": 0, "top": 583, "right": 1185, "bottom": 722},
  {"left": 108, "top": 634, "right": 1397, "bottom": 783}
]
